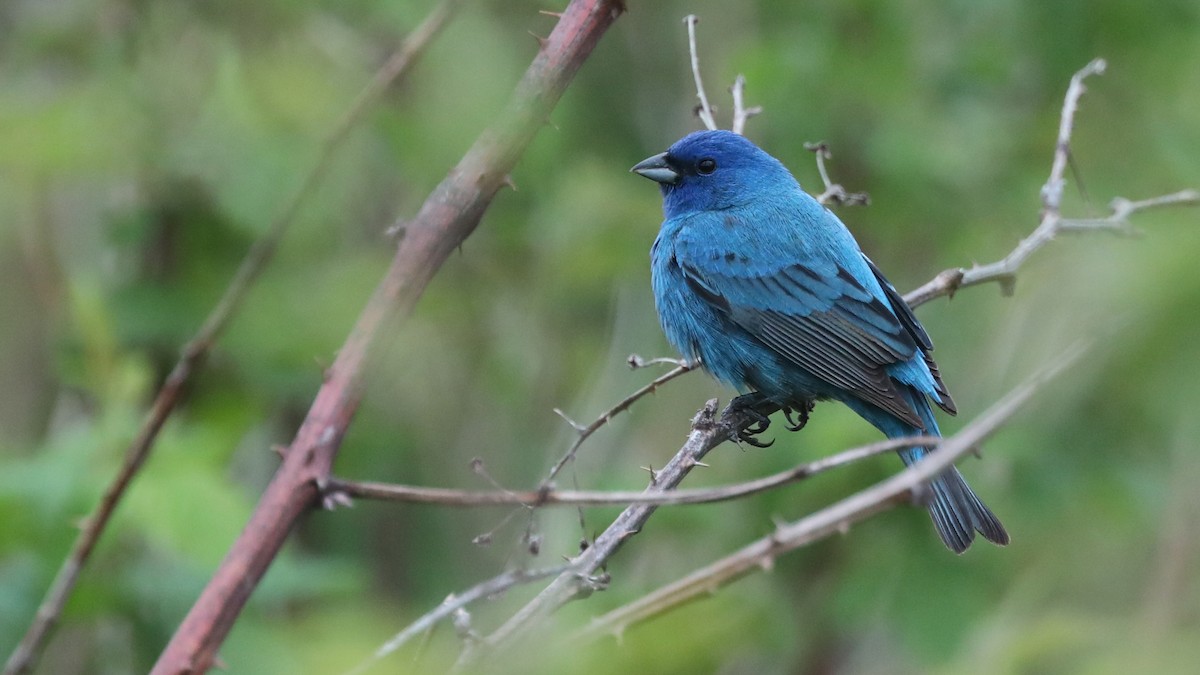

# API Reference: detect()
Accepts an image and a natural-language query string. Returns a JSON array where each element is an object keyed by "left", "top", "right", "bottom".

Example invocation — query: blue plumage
[{"left": 632, "top": 130, "right": 1007, "bottom": 552}]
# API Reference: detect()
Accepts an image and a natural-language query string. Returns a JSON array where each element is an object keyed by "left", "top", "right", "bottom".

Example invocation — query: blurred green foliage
[{"left": 2, "top": 0, "right": 1199, "bottom": 672}]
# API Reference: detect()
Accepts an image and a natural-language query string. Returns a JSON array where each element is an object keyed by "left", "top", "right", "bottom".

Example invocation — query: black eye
[{"left": 697, "top": 158, "right": 717, "bottom": 175}]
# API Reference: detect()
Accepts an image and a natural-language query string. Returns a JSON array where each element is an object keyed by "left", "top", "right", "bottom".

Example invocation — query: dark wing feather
[
  {"left": 681, "top": 260, "right": 925, "bottom": 428},
  {"left": 863, "top": 255, "right": 956, "bottom": 414}
]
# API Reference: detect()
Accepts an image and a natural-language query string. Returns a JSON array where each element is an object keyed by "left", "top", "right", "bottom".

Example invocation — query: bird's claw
[
  {"left": 782, "top": 400, "right": 814, "bottom": 432},
  {"left": 736, "top": 429, "right": 775, "bottom": 448}
]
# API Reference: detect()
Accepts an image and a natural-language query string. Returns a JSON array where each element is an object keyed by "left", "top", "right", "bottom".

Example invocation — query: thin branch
[
  {"left": 1042, "top": 58, "right": 1107, "bottom": 214},
  {"left": 329, "top": 436, "right": 937, "bottom": 508},
  {"left": 544, "top": 359, "right": 697, "bottom": 484},
  {"left": 903, "top": 189, "right": 1200, "bottom": 309},
  {"left": 453, "top": 397, "right": 778, "bottom": 669},
  {"left": 2, "top": 4, "right": 462, "bottom": 674},
  {"left": 684, "top": 15, "right": 718, "bottom": 131},
  {"left": 902, "top": 60, "right": 1199, "bottom": 310},
  {"left": 150, "top": 3, "right": 625, "bottom": 672},
  {"left": 729, "top": 75, "right": 761, "bottom": 135},
  {"left": 1055, "top": 191, "right": 1200, "bottom": 233},
  {"left": 576, "top": 343, "right": 1089, "bottom": 641},
  {"left": 342, "top": 565, "right": 569, "bottom": 675},
  {"left": 803, "top": 141, "right": 870, "bottom": 207}
]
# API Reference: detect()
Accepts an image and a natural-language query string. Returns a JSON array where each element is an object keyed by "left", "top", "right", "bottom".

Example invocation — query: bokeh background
[{"left": 3, "top": 0, "right": 1199, "bottom": 673}]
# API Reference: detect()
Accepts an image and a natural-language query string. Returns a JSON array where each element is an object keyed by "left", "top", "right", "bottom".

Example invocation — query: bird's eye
[{"left": 697, "top": 158, "right": 717, "bottom": 175}]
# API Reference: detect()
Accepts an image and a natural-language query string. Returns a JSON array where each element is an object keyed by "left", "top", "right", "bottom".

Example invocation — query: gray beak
[{"left": 630, "top": 152, "right": 680, "bottom": 185}]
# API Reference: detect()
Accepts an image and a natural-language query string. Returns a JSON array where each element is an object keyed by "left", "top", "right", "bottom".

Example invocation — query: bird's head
[{"left": 631, "top": 130, "right": 798, "bottom": 217}]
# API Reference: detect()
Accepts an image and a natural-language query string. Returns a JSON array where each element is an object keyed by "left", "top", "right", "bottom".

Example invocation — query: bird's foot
[{"left": 724, "top": 392, "right": 782, "bottom": 448}]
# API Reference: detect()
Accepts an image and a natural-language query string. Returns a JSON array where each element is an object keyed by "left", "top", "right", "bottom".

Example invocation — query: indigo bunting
[{"left": 632, "top": 130, "right": 1007, "bottom": 552}]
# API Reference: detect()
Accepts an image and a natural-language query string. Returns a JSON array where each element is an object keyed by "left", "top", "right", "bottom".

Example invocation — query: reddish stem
[{"left": 150, "top": 2, "right": 624, "bottom": 672}]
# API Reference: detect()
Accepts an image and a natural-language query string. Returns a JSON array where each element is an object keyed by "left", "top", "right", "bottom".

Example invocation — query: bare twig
[
  {"left": 903, "top": 59, "right": 1197, "bottom": 309},
  {"left": 684, "top": 15, "right": 718, "bottom": 131},
  {"left": 576, "top": 343, "right": 1088, "bottom": 641},
  {"left": 1042, "top": 59, "right": 1108, "bottom": 214},
  {"left": 150, "top": 3, "right": 625, "bottom": 672},
  {"left": 329, "top": 436, "right": 936, "bottom": 508},
  {"left": 803, "top": 141, "right": 870, "bottom": 207},
  {"left": 1056, "top": 191, "right": 1200, "bottom": 233},
  {"left": 453, "top": 397, "right": 783, "bottom": 669},
  {"left": 2, "top": 4, "right": 462, "bottom": 674},
  {"left": 544, "top": 359, "right": 697, "bottom": 484},
  {"left": 904, "top": 187, "right": 1200, "bottom": 308},
  {"left": 343, "top": 565, "right": 569, "bottom": 675},
  {"left": 730, "top": 75, "right": 762, "bottom": 135}
]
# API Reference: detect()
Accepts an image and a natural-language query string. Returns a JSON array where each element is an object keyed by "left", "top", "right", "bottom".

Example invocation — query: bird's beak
[{"left": 630, "top": 152, "right": 680, "bottom": 185}]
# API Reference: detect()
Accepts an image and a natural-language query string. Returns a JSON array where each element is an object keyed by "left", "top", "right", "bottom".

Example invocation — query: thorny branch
[
  {"left": 575, "top": 344, "right": 1088, "bottom": 641},
  {"left": 904, "top": 188, "right": 1200, "bottom": 308},
  {"left": 330, "top": 436, "right": 936, "bottom": 508},
  {"left": 543, "top": 356, "right": 696, "bottom": 484},
  {"left": 904, "top": 59, "right": 1198, "bottom": 309},
  {"left": 343, "top": 565, "right": 570, "bottom": 675},
  {"left": 149, "top": 2, "right": 625, "bottom": 673},
  {"left": 454, "top": 398, "right": 768, "bottom": 669},
  {"left": 2, "top": 3, "right": 463, "bottom": 673}
]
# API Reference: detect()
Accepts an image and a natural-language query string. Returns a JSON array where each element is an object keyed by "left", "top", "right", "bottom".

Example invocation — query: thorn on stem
[
  {"left": 641, "top": 464, "right": 658, "bottom": 485},
  {"left": 453, "top": 607, "right": 478, "bottom": 642},
  {"left": 386, "top": 220, "right": 407, "bottom": 239},
  {"left": 321, "top": 490, "right": 354, "bottom": 511},
  {"left": 526, "top": 533, "right": 543, "bottom": 556}
]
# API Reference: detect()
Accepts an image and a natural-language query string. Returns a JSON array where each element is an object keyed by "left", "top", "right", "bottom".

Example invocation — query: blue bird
[{"left": 631, "top": 130, "right": 1007, "bottom": 553}]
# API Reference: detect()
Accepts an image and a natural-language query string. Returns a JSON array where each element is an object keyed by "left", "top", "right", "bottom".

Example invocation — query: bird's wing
[
  {"left": 675, "top": 230, "right": 931, "bottom": 427},
  {"left": 862, "top": 255, "right": 956, "bottom": 414}
]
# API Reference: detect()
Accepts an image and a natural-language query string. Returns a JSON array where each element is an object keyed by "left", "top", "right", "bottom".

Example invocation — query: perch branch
[
  {"left": 329, "top": 436, "right": 935, "bottom": 507},
  {"left": 150, "top": 2, "right": 624, "bottom": 673},
  {"left": 461, "top": 347, "right": 1082, "bottom": 666},
  {"left": 454, "top": 397, "right": 781, "bottom": 668},
  {"left": 2, "top": 3, "right": 462, "bottom": 674},
  {"left": 576, "top": 343, "right": 1088, "bottom": 641}
]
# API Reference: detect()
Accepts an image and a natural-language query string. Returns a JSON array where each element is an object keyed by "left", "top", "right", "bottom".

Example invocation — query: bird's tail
[
  {"left": 900, "top": 451, "right": 1008, "bottom": 553},
  {"left": 845, "top": 390, "right": 1008, "bottom": 553},
  {"left": 899, "top": 392, "right": 1008, "bottom": 553}
]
